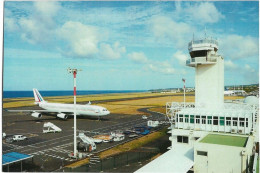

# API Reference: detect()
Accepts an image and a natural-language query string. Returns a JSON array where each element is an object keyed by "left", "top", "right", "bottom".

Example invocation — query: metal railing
[
  {"left": 188, "top": 39, "right": 218, "bottom": 47},
  {"left": 186, "top": 57, "right": 217, "bottom": 65}
]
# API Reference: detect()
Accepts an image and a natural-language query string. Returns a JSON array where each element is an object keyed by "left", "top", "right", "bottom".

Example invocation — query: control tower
[{"left": 186, "top": 38, "right": 224, "bottom": 108}]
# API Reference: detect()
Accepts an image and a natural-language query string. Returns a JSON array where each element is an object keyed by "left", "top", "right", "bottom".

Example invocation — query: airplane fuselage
[{"left": 39, "top": 102, "right": 110, "bottom": 116}]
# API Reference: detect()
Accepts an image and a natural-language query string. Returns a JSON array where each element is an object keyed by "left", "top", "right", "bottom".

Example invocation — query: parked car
[
  {"left": 142, "top": 115, "right": 148, "bottom": 119},
  {"left": 92, "top": 138, "right": 103, "bottom": 144},
  {"left": 134, "top": 126, "right": 150, "bottom": 135},
  {"left": 5, "top": 137, "right": 13, "bottom": 143},
  {"left": 123, "top": 130, "right": 133, "bottom": 135},
  {"left": 129, "top": 134, "right": 138, "bottom": 138},
  {"left": 12, "top": 135, "right": 27, "bottom": 141}
]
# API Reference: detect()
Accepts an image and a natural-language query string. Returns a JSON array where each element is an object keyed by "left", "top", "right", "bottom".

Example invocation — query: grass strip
[
  {"left": 99, "top": 127, "right": 168, "bottom": 159},
  {"left": 3, "top": 92, "right": 173, "bottom": 108},
  {"left": 65, "top": 158, "right": 90, "bottom": 169}
]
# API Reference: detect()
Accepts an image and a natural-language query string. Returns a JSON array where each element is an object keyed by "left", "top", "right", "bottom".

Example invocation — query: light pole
[
  {"left": 67, "top": 67, "right": 82, "bottom": 158},
  {"left": 182, "top": 78, "right": 186, "bottom": 108}
]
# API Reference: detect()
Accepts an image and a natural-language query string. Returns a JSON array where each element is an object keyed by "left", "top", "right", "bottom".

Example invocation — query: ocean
[{"left": 3, "top": 90, "right": 147, "bottom": 98}]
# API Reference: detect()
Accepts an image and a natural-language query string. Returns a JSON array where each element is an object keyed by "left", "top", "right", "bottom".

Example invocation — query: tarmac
[{"left": 2, "top": 101, "right": 167, "bottom": 172}]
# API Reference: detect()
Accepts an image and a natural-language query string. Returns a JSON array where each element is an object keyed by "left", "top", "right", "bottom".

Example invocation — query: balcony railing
[
  {"left": 186, "top": 57, "right": 217, "bottom": 65},
  {"left": 188, "top": 39, "right": 218, "bottom": 47}
]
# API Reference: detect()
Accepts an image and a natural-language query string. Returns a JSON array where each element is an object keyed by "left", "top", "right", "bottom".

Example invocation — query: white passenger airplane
[{"left": 7, "top": 89, "right": 110, "bottom": 120}]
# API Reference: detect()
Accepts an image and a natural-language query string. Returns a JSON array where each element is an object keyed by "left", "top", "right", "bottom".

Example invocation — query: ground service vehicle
[{"left": 13, "top": 135, "right": 27, "bottom": 141}]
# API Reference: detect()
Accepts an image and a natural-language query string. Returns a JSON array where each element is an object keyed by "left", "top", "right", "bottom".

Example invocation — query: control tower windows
[{"left": 190, "top": 50, "right": 207, "bottom": 58}]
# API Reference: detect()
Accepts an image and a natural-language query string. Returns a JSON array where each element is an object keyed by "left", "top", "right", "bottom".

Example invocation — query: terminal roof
[
  {"left": 3, "top": 152, "right": 33, "bottom": 166},
  {"left": 135, "top": 144, "right": 194, "bottom": 173}
]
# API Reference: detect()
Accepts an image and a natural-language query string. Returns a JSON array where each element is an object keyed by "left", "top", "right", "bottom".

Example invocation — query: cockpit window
[{"left": 103, "top": 109, "right": 107, "bottom": 111}]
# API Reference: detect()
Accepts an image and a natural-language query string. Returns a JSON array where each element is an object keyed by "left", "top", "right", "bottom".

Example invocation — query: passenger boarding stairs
[
  {"left": 78, "top": 133, "right": 96, "bottom": 150},
  {"left": 43, "top": 122, "right": 62, "bottom": 133}
]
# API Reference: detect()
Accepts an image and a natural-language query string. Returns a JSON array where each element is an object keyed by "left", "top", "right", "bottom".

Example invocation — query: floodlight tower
[
  {"left": 67, "top": 67, "right": 82, "bottom": 158},
  {"left": 186, "top": 37, "right": 224, "bottom": 108}
]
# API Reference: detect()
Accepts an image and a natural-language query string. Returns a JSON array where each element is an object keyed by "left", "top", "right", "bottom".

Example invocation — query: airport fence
[{"left": 62, "top": 148, "right": 160, "bottom": 172}]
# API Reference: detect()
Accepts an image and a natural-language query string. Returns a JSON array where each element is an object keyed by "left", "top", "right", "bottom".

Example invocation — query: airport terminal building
[{"left": 136, "top": 37, "right": 259, "bottom": 173}]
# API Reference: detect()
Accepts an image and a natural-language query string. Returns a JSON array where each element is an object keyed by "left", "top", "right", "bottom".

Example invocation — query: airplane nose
[{"left": 107, "top": 111, "right": 110, "bottom": 115}]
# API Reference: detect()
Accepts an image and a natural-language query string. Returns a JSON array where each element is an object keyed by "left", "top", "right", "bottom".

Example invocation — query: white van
[{"left": 13, "top": 135, "right": 27, "bottom": 141}]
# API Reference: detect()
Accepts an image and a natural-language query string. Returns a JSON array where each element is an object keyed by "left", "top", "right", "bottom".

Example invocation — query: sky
[{"left": 3, "top": 1, "right": 259, "bottom": 91}]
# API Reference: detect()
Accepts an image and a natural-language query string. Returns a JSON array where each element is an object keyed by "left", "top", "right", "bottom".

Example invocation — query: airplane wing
[
  {"left": 5, "top": 109, "right": 54, "bottom": 113},
  {"left": 5, "top": 109, "right": 73, "bottom": 113},
  {"left": 5, "top": 109, "right": 73, "bottom": 119}
]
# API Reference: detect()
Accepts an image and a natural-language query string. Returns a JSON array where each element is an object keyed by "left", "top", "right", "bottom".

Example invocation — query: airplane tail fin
[{"left": 33, "top": 89, "right": 45, "bottom": 104}]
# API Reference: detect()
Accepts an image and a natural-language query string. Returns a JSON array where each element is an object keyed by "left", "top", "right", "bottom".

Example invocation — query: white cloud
[
  {"left": 34, "top": 1, "right": 60, "bottom": 28},
  {"left": 4, "top": 17, "right": 19, "bottom": 32},
  {"left": 128, "top": 51, "right": 187, "bottom": 75},
  {"left": 146, "top": 61, "right": 176, "bottom": 75},
  {"left": 220, "top": 35, "right": 258, "bottom": 60},
  {"left": 176, "top": 2, "right": 224, "bottom": 24},
  {"left": 18, "top": 1, "right": 61, "bottom": 44},
  {"left": 128, "top": 52, "right": 148, "bottom": 64},
  {"left": 172, "top": 51, "right": 188, "bottom": 66},
  {"left": 99, "top": 42, "right": 126, "bottom": 60},
  {"left": 58, "top": 21, "right": 125, "bottom": 60},
  {"left": 224, "top": 60, "right": 238, "bottom": 70},
  {"left": 244, "top": 64, "right": 255, "bottom": 73},
  {"left": 19, "top": 18, "right": 48, "bottom": 44},
  {"left": 58, "top": 21, "right": 100, "bottom": 58},
  {"left": 150, "top": 16, "right": 193, "bottom": 48},
  {"left": 186, "top": 2, "right": 224, "bottom": 24}
]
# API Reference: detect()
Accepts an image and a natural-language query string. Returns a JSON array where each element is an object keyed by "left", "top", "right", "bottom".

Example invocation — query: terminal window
[
  {"left": 226, "top": 117, "right": 231, "bottom": 126},
  {"left": 202, "top": 116, "right": 206, "bottom": 124},
  {"left": 213, "top": 116, "right": 218, "bottom": 125},
  {"left": 220, "top": 117, "right": 225, "bottom": 126},
  {"left": 197, "top": 151, "right": 208, "bottom": 156},
  {"left": 233, "top": 118, "right": 238, "bottom": 126},
  {"left": 190, "top": 115, "right": 194, "bottom": 123},
  {"left": 239, "top": 118, "right": 245, "bottom": 127},
  {"left": 207, "top": 116, "right": 212, "bottom": 124},
  {"left": 177, "top": 136, "right": 189, "bottom": 143}
]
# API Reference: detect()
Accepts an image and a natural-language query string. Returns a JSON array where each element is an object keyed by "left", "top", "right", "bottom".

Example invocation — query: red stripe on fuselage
[{"left": 74, "top": 87, "right": 76, "bottom": 96}]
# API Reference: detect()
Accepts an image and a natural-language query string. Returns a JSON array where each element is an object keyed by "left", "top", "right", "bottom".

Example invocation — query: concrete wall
[
  {"left": 171, "top": 129, "right": 208, "bottom": 147},
  {"left": 194, "top": 136, "right": 254, "bottom": 173},
  {"left": 195, "top": 55, "right": 224, "bottom": 109}
]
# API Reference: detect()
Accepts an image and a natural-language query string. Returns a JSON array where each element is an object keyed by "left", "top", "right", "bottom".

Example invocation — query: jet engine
[
  {"left": 57, "top": 113, "right": 68, "bottom": 120},
  {"left": 31, "top": 112, "right": 42, "bottom": 118}
]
